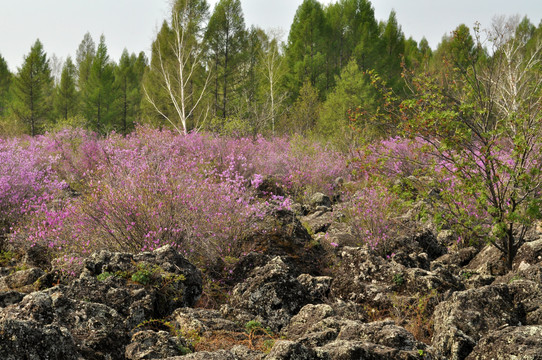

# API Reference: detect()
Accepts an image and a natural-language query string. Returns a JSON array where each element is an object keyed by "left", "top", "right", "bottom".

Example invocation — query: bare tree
[
  {"left": 144, "top": 0, "right": 211, "bottom": 135},
  {"left": 261, "top": 28, "right": 287, "bottom": 135}
]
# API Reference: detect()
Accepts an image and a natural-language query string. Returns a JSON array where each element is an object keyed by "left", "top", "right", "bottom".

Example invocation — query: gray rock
[
  {"left": 310, "top": 192, "right": 332, "bottom": 209},
  {"left": 431, "top": 284, "right": 523, "bottom": 359},
  {"left": 265, "top": 340, "right": 318, "bottom": 360},
  {"left": 0, "top": 290, "right": 24, "bottom": 307},
  {"left": 0, "top": 267, "right": 44, "bottom": 291},
  {"left": 286, "top": 304, "right": 336, "bottom": 340},
  {"left": 466, "top": 325, "right": 542, "bottom": 360},
  {"left": 125, "top": 330, "right": 190, "bottom": 359},
  {"left": 0, "top": 319, "right": 80, "bottom": 360},
  {"left": 336, "top": 320, "right": 423, "bottom": 351},
  {"left": 316, "top": 340, "right": 426, "bottom": 360},
  {"left": 230, "top": 257, "right": 317, "bottom": 332}
]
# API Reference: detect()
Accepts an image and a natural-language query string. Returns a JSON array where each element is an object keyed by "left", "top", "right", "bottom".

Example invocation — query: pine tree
[
  {"left": 378, "top": 10, "right": 406, "bottom": 90},
  {"left": 115, "top": 49, "right": 147, "bottom": 134},
  {"left": 325, "top": 0, "right": 379, "bottom": 87},
  {"left": 82, "top": 35, "right": 117, "bottom": 133},
  {"left": 205, "top": 0, "right": 247, "bottom": 119},
  {"left": 287, "top": 79, "right": 320, "bottom": 135},
  {"left": 284, "top": 0, "right": 327, "bottom": 99},
  {"left": 76, "top": 32, "right": 96, "bottom": 92},
  {"left": 0, "top": 54, "right": 11, "bottom": 117},
  {"left": 53, "top": 56, "right": 78, "bottom": 121},
  {"left": 318, "top": 58, "right": 375, "bottom": 139},
  {"left": 12, "top": 39, "right": 54, "bottom": 136}
]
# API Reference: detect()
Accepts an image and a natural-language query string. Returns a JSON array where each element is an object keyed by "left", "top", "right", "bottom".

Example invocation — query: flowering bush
[{"left": 5, "top": 126, "right": 350, "bottom": 274}]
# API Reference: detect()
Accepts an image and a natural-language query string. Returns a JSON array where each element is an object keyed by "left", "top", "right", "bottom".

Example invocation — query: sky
[{"left": 1, "top": 0, "right": 542, "bottom": 73}]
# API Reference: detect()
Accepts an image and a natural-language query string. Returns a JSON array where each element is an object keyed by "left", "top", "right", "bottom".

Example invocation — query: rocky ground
[{"left": 2, "top": 193, "right": 542, "bottom": 359}]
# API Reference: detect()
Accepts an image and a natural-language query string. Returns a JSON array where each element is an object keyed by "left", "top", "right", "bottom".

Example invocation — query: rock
[
  {"left": 300, "top": 210, "right": 334, "bottom": 235},
  {"left": 230, "top": 257, "right": 318, "bottom": 332},
  {"left": 230, "top": 345, "right": 265, "bottom": 360},
  {"left": 330, "top": 246, "right": 404, "bottom": 306},
  {"left": 241, "top": 209, "right": 325, "bottom": 276},
  {"left": 315, "top": 222, "right": 356, "bottom": 248},
  {"left": 431, "top": 284, "right": 524, "bottom": 359},
  {"left": 437, "top": 229, "right": 455, "bottom": 246},
  {"left": 23, "top": 244, "right": 51, "bottom": 268},
  {"left": 0, "top": 290, "right": 25, "bottom": 307},
  {"left": 466, "top": 325, "right": 542, "bottom": 360},
  {"left": 166, "top": 350, "right": 240, "bottom": 359},
  {"left": 285, "top": 304, "right": 336, "bottom": 340},
  {"left": 465, "top": 245, "right": 507, "bottom": 276},
  {"left": 173, "top": 307, "right": 243, "bottom": 334},
  {"left": 60, "top": 245, "right": 202, "bottom": 328},
  {"left": 316, "top": 340, "right": 426, "bottom": 360},
  {"left": 310, "top": 192, "right": 332, "bottom": 209},
  {"left": 0, "top": 267, "right": 44, "bottom": 291},
  {"left": 336, "top": 320, "right": 425, "bottom": 352},
  {"left": 513, "top": 239, "right": 542, "bottom": 269},
  {"left": 265, "top": 340, "right": 318, "bottom": 360},
  {"left": 0, "top": 319, "right": 80, "bottom": 360},
  {"left": 229, "top": 252, "right": 271, "bottom": 286},
  {"left": 297, "top": 274, "right": 332, "bottom": 300},
  {"left": 432, "top": 247, "right": 478, "bottom": 269},
  {"left": 125, "top": 330, "right": 191, "bottom": 359}
]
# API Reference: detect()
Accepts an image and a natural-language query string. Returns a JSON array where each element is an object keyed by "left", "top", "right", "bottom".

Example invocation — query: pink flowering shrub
[
  {"left": 337, "top": 184, "right": 401, "bottom": 253},
  {"left": 0, "top": 135, "right": 68, "bottom": 249},
  {"left": 6, "top": 126, "right": 350, "bottom": 273}
]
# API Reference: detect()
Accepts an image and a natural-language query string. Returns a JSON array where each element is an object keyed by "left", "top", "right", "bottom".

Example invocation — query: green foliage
[
  {"left": 286, "top": 80, "right": 320, "bottom": 135},
  {"left": 318, "top": 58, "right": 375, "bottom": 141},
  {"left": 284, "top": 0, "right": 327, "bottom": 98},
  {"left": 53, "top": 56, "right": 78, "bottom": 121},
  {"left": 96, "top": 271, "right": 116, "bottom": 281},
  {"left": 392, "top": 273, "right": 404, "bottom": 286},
  {"left": 394, "top": 17, "right": 542, "bottom": 269},
  {"left": 0, "top": 54, "right": 11, "bottom": 117},
  {"left": 206, "top": 0, "right": 247, "bottom": 119},
  {"left": 76, "top": 32, "right": 96, "bottom": 92},
  {"left": 115, "top": 50, "right": 147, "bottom": 134},
  {"left": 11, "top": 39, "right": 54, "bottom": 136},
  {"left": 81, "top": 35, "right": 118, "bottom": 134}
]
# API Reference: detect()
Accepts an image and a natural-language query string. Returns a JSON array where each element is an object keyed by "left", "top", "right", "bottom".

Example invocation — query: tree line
[{"left": 0, "top": 0, "right": 541, "bottom": 142}]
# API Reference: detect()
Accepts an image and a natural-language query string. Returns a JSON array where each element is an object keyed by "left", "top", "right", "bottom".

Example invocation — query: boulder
[
  {"left": 0, "top": 290, "right": 128, "bottom": 360},
  {"left": 60, "top": 245, "right": 202, "bottom": 327},
  {"left": 0, "top": 267, "right": 44, "bottom": 291},
  {"left": 300, "top": 210, "right": 335, "bottom": 235},
  {"left": 241, "top": 209, "right": 325, "bottom": 276},
  {"left": 316, "top": 340, "right": 426, "bottom": 360},
  {"left": 229, "top": 257, "right": 319, "bottom": 332},
  {"left": 310, "top": 192, "right": 332, "bottom": 209},
  {"left": 0, "top": 319, "right": 80, "bottom": 360},
  {"left": 330, "top": 246, "right": 404, "bottom": 306},
  {"left": 265, "top": 340, "right": 318, "bottom": 360},
  {"left": 431, "top": 284, "right": 524, "bottom": 359},
  {"left": 125, "top": 330, "right": 191, "bottom": 359},
  {"left": 466, "top": 325, "right": 542, "bottom": 360}
]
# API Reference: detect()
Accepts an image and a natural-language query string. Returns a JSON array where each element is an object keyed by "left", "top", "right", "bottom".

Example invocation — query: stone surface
[
  {"left": 466, "top": 325, "right": 542, "bottom": 360},
  {"left": 125, "top": 330, "right": 190, "bottom": 359},
  {"left": 0, "top": 319, "right": 80, "bottom": 360},
  {"left": 431, "top": 284, "right": 524, "bottom": 359},
  {"left": 230, "top": 257, "right": 318, "bottom": 332}
]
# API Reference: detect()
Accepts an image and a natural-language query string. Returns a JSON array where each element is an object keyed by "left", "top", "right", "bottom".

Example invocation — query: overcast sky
[{"left": 1, "top": 0, "right": 541, "bottom": 72}]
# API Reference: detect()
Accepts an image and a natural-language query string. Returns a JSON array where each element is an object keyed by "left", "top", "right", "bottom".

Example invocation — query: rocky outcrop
[
  {"left": 0, "top": 319, "right": 80, "bottom": 360},
  {"left": 466, "top": 325, "right": 542, "bottom": 360},
  {"left": 0, "top": 245, "right": 202, "bottom": 360},
  {"left": 4, "top": 200, "right": 542, "bottom": 360},
  {"left": 229, "top": 256, "right": 324, "bottom": 332}
]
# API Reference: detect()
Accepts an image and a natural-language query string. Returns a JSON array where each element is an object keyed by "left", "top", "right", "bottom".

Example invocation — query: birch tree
[{"left": 144, "top": 0, "right": 210, "bottom": 135}]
